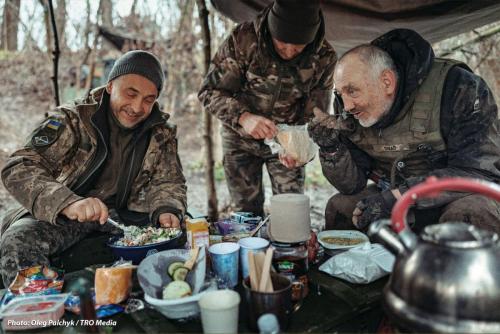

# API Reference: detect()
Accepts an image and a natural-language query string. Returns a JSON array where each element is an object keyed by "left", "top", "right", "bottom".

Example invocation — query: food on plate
[
  {"left": 114, "top": 226, "right": 181, "bottom": 247},
  {"left": 320, "top": 236, "right": 366, "bottom": 246},
  {"left": 172, "top": 267, "right": 189, "bottom": 281},
  {"left": 168, "top": 261, "right": 185, "bottom": 277},
  {"left": 162, "top": 281, "right": 192, "bottom": 300}
]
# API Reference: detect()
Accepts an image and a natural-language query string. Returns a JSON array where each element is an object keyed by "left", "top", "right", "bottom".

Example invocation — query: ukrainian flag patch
[{"left": 46, "top": 119, "right": 61, "bottom": 130}]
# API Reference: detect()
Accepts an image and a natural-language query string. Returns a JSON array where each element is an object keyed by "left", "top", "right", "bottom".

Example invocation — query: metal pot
[{"left": 368, "top": 177, "right": 500, "bottom": 333}]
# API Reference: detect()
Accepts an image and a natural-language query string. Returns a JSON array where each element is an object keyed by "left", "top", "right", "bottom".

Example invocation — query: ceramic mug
[{"left": 243, "top": 272, "right": 304, "bottom": 331}]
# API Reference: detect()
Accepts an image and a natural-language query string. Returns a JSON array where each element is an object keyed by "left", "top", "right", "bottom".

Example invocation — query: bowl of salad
[{"left": 107, "top": 226, "right": 183, "bottom": 264}]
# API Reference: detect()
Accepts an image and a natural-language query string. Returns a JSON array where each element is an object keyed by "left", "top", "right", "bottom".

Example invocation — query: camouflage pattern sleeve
[
  {"left": 304, "top": 50, "right": 337, "bottom": 121},
  {"left": 402, "top": 67, "right": 500, "bottom": 209},
  {"left": 198, "top": 25, "right": 252, "bottom": 131},
  {"left": 1, "top": 112, "right": 83, "bottom": 224},
  {"left": 319, "top": 140, "right": 372, "bottom": 195},
  {"left": 145, "top": 125, "right": 187, "bottom": 218}
]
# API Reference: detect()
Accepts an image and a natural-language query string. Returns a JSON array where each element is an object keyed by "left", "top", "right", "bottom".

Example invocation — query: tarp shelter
[{"left": 211, "top": 0, "right": 500, "bottom": 54}]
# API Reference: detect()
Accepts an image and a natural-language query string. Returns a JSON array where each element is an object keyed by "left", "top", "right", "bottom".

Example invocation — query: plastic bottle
[
  {"left": 186, "top": 217, "right": 210, "bottom": 249},
  {"left": 258, "top": 313, "right": 280, "bottom": 334}
]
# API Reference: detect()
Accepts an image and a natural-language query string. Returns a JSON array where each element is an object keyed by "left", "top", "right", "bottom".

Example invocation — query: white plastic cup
[
  {"left": 199, "top": 289, "right": 240, "bottom": 334},
  {"left": 238, "top": 237, "right": 270, "bottom": 279}
]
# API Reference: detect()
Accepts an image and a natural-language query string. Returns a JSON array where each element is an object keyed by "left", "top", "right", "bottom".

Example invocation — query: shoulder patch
[{"left": 30, "top": 118, "right": 65, "bottom": 148}]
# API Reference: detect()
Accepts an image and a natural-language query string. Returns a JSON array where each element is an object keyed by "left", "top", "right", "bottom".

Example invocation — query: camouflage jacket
[
  {"left": 320, "top": 29, "right": 500, "bottom": 209},
  {"left": 1, "top": 87, "right": 187, "bottom": 230},
  {"left": 198, "top": 5, "right": 336, "bottom": 141}
]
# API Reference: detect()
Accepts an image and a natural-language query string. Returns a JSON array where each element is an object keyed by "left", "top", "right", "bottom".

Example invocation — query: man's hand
[
  {"left": 158, "top": 213, "right": 180, "bottom": 228},
  {"left": 352, "top": 190, "right": 397, "bottom": 230},
  {"left": 308, "top": 111, "right": 342, "bottom": 149},
  {"left": 238, "top": 112, "right": 278, "bottom": 140},
  {"left": 61, "top": 198, "right": 109, "bottom": 224},
  {"left": 279, "top": 153, "right": 301, "bottom": 169}
]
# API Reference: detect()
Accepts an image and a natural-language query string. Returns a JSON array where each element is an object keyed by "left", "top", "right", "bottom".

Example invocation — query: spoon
[{"left": 107, "top": 218, "right": 140, "bottom": 236}]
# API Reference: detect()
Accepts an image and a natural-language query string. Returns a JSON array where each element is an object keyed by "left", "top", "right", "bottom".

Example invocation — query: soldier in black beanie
[
  {"left": 267, "top": 0, "right": 321, "bottom": 45},
  {"left": 199, "top": 0, "right": 336, "bottom": 217}
]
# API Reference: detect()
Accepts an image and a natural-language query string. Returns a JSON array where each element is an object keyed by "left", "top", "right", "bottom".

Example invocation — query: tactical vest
[{"left": 348, "top": 58, "right": 465, "bottom": 187}]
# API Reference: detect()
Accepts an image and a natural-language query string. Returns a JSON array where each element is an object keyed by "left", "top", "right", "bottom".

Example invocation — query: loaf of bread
[{"left": 276, "top": 128, "right": 316, "bottom": 165}]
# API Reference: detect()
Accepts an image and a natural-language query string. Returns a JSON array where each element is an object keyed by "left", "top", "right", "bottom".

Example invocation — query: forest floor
[{"left": 0, "top": 53, "right": 336, "bottom": 228}]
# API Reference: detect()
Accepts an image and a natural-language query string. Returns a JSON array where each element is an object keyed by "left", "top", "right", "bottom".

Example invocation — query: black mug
[{"left": 243, "top": 272, "right": 303, "bottom": 331}]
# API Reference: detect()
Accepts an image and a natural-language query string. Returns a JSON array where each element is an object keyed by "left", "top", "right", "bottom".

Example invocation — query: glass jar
[{"left": 271, "top": 242, "right": 309, "bottom": 301}]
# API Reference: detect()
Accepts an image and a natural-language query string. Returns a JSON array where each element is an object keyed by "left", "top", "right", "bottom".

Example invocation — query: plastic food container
[{"left": 0, "top": 294, "right": 68, "bottom": 330}]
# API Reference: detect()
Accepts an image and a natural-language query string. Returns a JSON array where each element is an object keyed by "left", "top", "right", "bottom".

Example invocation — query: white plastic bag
[
  {"left": 265, "top": 124, "right": 317, "bottom": 165},
  {"left": 319, "top": 243, "right": 395, "bottom": 284}
]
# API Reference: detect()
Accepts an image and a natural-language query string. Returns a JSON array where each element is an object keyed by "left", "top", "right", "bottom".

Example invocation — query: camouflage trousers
[
  {"left": 222, "top": 133, "right": 305, "bottom": 217},
  {"left": 0, "top": 214, "right": 117, "bottom": 287},
  {"left": 325, "top": 185, "right": 500, "bottom": 234}
]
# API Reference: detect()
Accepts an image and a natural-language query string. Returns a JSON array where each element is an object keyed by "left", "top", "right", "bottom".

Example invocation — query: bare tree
[
  {"left": 1, "top": 0, "right": 21, "bottom": 51},
  {"left": 196, "top": 0, "right": 218, "bottom": 220},
  {"left": 101, "top": 0, "right": 113, "bottom": 27},
  {"left": 130, "top": 0, "right": 138, "bottom": 16},
  {"left": 56, "top": 0, "right": 66, "bottom": 49},
  {"left": 38, "top": 0, "right": 53, "bottom": 54}
]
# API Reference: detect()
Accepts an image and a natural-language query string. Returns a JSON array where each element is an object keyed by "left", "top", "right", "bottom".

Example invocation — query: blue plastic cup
[
  {"left": 209, "top": 242, "right": 240, "bottom": 288},
  {"left": 238, "top": 237, "right": 270, "bottom": 279}
]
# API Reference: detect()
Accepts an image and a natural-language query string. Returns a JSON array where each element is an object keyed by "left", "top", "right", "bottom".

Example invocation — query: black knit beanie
[
  {"left": 107, "top": 50, "right": 165, "bottom": 93},
  {"left": 267, "top": 0, "right": 321, "bottom": 44}
]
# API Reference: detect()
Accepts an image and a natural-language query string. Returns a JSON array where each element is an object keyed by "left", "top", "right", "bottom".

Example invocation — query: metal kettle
[{"left": 368, "top": 177, "right": 500, "bottom": 333}]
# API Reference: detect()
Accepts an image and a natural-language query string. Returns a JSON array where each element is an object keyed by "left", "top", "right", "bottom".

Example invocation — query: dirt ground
[{"left": 0, "top": 54, "right": 335, "bottom": 228}]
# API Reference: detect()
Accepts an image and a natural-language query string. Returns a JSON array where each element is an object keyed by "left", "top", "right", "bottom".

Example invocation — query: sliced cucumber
[
  {"left": 172, "top": 267, "right": 189, "bottom": 281},
  {"left": 167, "top": 261, "right": 184, "bottom": 278},
  {"left": 162, "top": 280, "right": 192, "bottom": 300}
]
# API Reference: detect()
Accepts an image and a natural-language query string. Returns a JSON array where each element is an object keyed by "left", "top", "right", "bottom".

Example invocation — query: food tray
[
  {"left": 317, "top": 230, "right": 369, "bottom": 250},
  {"left": 0, "top": 294, "right": 68, "bottom": 331}
]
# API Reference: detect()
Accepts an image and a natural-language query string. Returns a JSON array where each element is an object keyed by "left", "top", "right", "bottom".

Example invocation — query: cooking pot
[{"left": 368, "top": 177, "right": 500, "bottom": 333}]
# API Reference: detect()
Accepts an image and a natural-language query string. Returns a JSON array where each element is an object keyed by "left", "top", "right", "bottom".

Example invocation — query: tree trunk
[
  {"left": 196, "top": 0, "right": 218, "bottom": 220},
  {"left": 76, "top": 0, "right": 92, "bottom": 89},
  {"left": 130, "top": 0, "right": 138, "bottom": 16},
  {"left": 101, "top": 0, "right": 113, "bottom": 28},
  {"left": 56, "top": 0, "right": 66, "bottom": 50},
  {"left": 1, "top": 0, "right": 21, "bottom": 51},
  {"left": 38, "top": 0, "right": 53, "bottom": 55}
]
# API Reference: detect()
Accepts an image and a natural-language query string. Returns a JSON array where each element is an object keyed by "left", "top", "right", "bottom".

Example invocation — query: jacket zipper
[
  {"left": 71, "top": 118, "right": 108, "bottom": 191},
  {"left": 117, "top": 146, "right": 136, "bottom": 208}
]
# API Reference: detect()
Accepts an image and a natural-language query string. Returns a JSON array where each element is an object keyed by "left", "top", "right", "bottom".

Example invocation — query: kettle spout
[{"left": 368, "top": 219, "right": 414, "bottom": 255}]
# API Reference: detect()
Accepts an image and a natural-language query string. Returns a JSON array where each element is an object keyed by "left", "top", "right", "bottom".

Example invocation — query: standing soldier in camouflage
[
  {"left": 1, "top": 50, "right": 187, "bottom": 287},
  {"left": 198, "top": 0, "right": 336, "bottom": 216},
  {"left": 309, "top": 29, "right": 500, "bottom": 233}
]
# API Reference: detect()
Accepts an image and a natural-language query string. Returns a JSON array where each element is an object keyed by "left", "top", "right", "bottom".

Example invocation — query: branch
[
  {"left": 196, "top": 0, "right": 218, "bottom": 220},
  {"left": 474, "top": 40, "right": 497, "bottom": 71},
  {"left": 48, "top": 0, "right": 60, "bottom": 106},
  {"left": 438, "top": 25, "right": 500, "bottom": 57}
]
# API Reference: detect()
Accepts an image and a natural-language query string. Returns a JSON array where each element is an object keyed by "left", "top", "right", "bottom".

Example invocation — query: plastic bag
[
  {"left": 265, "top": 124, "right": 317, "bottom": 165},
  {"left": 95, "top": 261, "right": 134, "bottom": 305},
  {"left": 319, "top": 243, "right": 395, "bottom": 284}
]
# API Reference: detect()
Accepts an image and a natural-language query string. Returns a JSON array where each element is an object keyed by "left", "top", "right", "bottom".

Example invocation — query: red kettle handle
[{"left": 391, "top": 177, "right": 500, "bottom": 233}]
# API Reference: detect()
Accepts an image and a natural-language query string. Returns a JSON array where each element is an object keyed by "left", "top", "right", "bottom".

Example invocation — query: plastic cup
[
  {"left": 199, "top": 289, "right": 240, "bottom": 334},
  {"left": 209, "top": 242, "right": 240, "bottom": 288},
  {"left": 238, "top": 237, "right": 270, "bottom": 279}
]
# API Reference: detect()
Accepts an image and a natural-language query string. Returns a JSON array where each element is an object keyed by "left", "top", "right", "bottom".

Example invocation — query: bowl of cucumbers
[{"left": 137, "top": 247, "right": 208, "bottom": 319}]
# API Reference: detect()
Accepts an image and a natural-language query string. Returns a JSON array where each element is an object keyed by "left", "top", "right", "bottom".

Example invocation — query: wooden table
[{"left": 1, "top": 260, "right": 387, "bottom": 333}]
